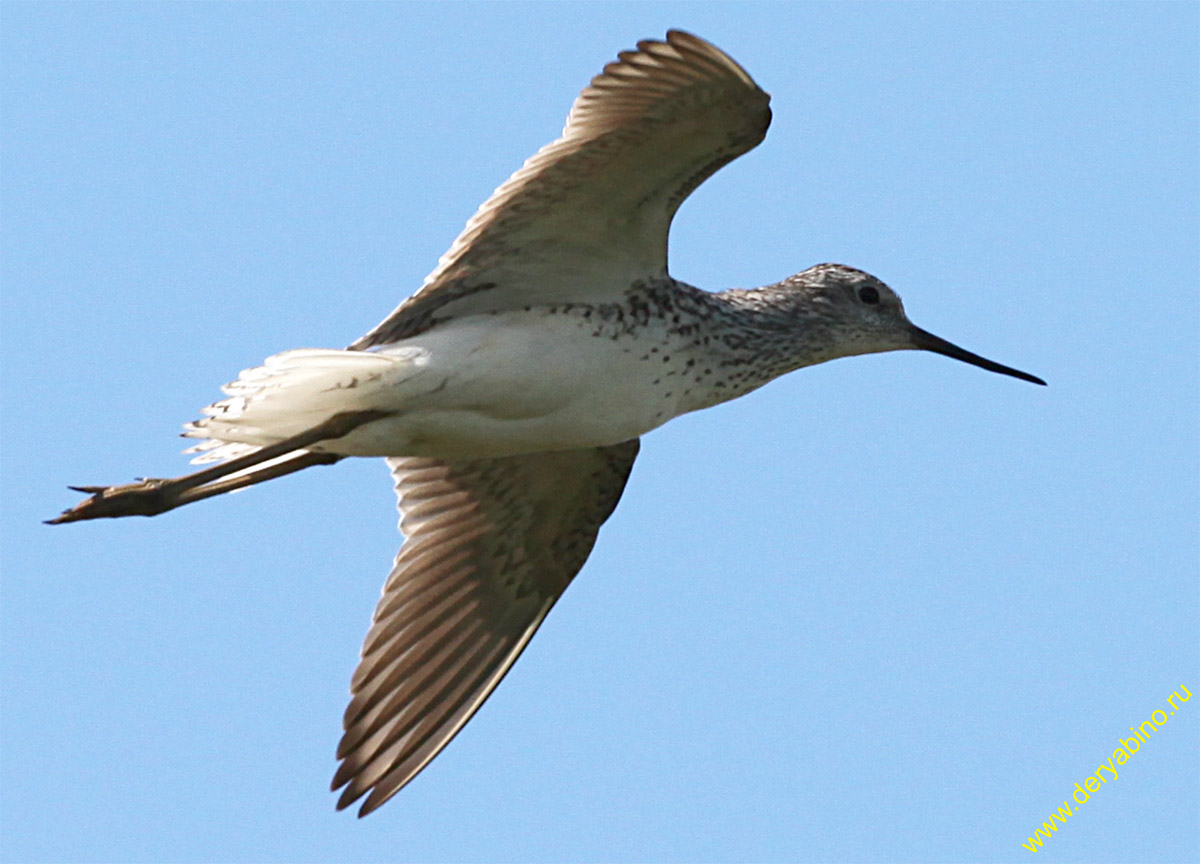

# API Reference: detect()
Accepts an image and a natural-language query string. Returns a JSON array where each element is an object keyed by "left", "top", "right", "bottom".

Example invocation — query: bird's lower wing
[{"left": 333, "top": 440, "right": 640, "bottom": 816}]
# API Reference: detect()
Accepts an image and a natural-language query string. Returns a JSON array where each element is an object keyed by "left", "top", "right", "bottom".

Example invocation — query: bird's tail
[
  {"left": 48, "top": 348, "right": 420, "bottom": 524},
  {"left": 183, "top": 347, "right": 425, "bottom": 463}
]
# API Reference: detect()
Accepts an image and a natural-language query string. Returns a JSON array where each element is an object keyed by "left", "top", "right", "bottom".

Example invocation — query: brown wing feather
[
  {"left": 333, "top": 440, "right": 639, "bottom": 816},
  {"left": 352, "top": 31, "right": 770, "bottom": 347}
]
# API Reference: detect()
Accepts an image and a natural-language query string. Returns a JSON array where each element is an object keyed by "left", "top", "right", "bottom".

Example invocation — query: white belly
[
  {"left": 346, "top": 310, "right": 689, "bottom": 457},
  {"left": 189, "top": 308, "right": 702, "bottom": 461}
]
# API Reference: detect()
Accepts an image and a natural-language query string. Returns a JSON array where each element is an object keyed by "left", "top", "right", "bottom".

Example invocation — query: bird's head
[{"left": 777, "top": 263, "right": 1046, "bottom": 385}]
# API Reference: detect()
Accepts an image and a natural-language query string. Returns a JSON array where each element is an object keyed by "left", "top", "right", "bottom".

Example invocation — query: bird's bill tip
[{"left": 909, "top": 326, "right": 1046, "bottom": 386}]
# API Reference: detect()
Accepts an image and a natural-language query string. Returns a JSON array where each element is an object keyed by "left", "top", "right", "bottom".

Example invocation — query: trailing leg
[{"left": 48, "top": 409, "right": 390, "bottom": 524}]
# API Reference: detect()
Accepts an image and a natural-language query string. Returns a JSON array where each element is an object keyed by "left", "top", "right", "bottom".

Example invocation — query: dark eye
[{"left": 858, "top": 285, "right": 880, "bottom": 305}]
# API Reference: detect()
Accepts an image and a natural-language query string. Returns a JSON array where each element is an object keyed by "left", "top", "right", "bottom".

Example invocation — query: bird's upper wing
[
  {"left": 351, "top": 30, "right": 770, "bottom": 348},
  {"left": 332, "top": 439, "right": 640, "bottom": 816}
]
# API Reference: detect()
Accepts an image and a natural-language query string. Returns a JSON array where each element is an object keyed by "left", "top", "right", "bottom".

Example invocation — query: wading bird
[{"left": 50, "top": 30, "right": 1044, "bottom": 816}]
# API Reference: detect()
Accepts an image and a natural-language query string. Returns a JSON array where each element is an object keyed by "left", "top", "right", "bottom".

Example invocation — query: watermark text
[{"left": 1021, "top": 685, "right": 1191, "bottom": 853}]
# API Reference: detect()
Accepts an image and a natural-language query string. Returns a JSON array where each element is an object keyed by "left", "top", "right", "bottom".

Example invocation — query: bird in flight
[{"left": 50, "top": 30, "right": 1044, "bottom": 816}]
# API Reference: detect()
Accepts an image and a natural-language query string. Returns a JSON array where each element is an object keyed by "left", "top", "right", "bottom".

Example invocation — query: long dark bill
[{"left": 909, "top": 326, "right": 1046, "bottom": 386}]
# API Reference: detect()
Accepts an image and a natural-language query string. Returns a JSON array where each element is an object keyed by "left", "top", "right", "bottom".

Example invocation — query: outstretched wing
[
  {"left": 352, "top": 30, "right": 770, "bottom": 347},
  {"left": 333, "top": 440, "right": 640, "bottom": 816}
]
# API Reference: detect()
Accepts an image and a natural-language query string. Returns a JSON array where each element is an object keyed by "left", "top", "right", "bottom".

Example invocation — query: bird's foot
[
  {"left": 47, "top": 478, "right": 177, "bottom": 524},
  {"left": 46, "top": 410, "right": 388, "bottom": 526}
]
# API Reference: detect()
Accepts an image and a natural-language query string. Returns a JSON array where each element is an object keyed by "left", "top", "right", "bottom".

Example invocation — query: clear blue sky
[{"left": 3, "top": 4, "right": 1196, "bottom": 863}]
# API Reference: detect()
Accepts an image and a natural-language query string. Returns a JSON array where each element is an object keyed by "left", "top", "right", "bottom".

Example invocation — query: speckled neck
[{"left": 598, "top": 277, "right": 847, "bottom": 413}]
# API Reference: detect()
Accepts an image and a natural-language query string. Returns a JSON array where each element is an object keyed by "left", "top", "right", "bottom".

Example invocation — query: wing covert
[{"left": 353, "top": 31, "right": 770, "bottom": 347}]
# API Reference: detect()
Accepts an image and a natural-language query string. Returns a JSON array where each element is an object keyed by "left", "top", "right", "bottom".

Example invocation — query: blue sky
[{"left": 2, "top": 3, "right": 1197, "bottom": 862}]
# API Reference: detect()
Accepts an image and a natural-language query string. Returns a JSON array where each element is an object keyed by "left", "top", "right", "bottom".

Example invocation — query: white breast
[
  {"left": 187, "top": 307, "right": 698, "bottom": 462},
  {"left": 355, "top": 309, "right": 689, "bottom": 458}
]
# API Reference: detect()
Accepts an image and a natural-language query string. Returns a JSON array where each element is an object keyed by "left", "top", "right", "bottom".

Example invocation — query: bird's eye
[{"left": 858, "top": 286, "right": 880, "bottom": 305}]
